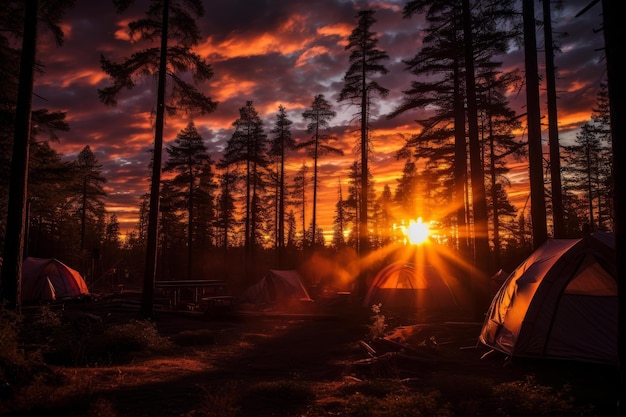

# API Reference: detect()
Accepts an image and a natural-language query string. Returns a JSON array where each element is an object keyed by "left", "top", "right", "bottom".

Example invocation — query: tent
[
  {"left": 244, "top": 269, "right": 314, "bottom": 309},
  {"left": 363, "top": 261, "right": 461, "bottom": 317},
  {"left": 489, "top": 268, "right": 509, "bottom": 295},
  {"left": 21, "top": 257, "right": 89, "bottom": 304},
  {"left": 480, "top": 231, "right": 617, "bottom": 365}
]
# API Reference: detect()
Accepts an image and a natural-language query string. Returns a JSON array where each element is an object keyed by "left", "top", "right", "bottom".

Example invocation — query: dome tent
[
  {"left": 363, "top": 261, "right": 461, "bottom": 319},
  {"left": 20, "top": 257, "right": 89, "bottom": 304},
  {"left": 244, "top": 269, "right": 314, "bottom": 311},
  {"left": 480, "top": 232, "right": 617, "bottom": 365}
]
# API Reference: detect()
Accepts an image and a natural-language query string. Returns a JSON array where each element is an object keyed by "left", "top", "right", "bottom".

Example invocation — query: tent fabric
[
  {"left": 480, "top": 232, "right": 617, "bottom": 365},
  {"left": 244, "top": 269, "right": 314, "bottom": 307},
  {"left": 21, "top": 257, "right": 89, "bottom": 303},
  {"left": 363, "top": 261, "right": 460, "bottom": 316}
]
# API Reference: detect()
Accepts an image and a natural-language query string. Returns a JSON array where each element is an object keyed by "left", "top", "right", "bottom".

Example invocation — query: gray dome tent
[{"left": 480, "top": 232, "right": 617, "bottom": 365}]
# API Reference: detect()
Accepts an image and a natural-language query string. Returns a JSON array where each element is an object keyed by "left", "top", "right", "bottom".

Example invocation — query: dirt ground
[{"left": 5, "top": 296, "right": 621, "bottom": 417}]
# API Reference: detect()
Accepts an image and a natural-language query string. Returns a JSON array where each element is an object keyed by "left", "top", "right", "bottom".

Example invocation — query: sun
[{"left": 405, "top": 218, "right": 429, "bottom": 245}]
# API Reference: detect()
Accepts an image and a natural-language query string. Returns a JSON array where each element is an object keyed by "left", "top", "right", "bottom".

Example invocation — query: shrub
[
  {"left": 491, "top": 375, "right": 584, "bottom": 416},
  {"left": 0, "top": 306, "right": 61, "bottom": 407},
  {"left": 343, "top": 390, "right": 454, "bottom": 417},
  {"left": 0, "top": 307, "right": 29, "bottom": 398},
  {"left": 81, "top": 319, "right": 173, "bottom": 365},
  {"left": 35, "top": 313, "right": 172, "bottom": 366},
  {"left": 368, "top": 303, "right": 387, "bottom": 340}
]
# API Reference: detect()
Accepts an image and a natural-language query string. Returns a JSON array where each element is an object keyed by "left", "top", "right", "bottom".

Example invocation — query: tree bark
[
  {"left": 0, "top": 0, "right": 38, "bottom": 311},
  {"left": 542, "top": 0, "right": 565, "bottom": 238},
  {"left": 462, "top": 0, "right": 492, "bottom": 318},
  {"left": 600, "top": 0, "right": 625, "bottom": 414},
  {"left": 522, "top": 0, "right": 548, "bottom": 248},
  {"left": 141, "top": 0, "right": 169, "bottom": 319}
]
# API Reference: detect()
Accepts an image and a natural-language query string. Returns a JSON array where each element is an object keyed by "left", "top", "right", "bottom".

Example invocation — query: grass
[{"left": 0, "top": 304, "right": 617, "bottom": 417}]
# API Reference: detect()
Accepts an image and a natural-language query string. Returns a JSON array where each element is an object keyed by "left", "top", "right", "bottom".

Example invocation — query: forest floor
[{"left": 1, "top": 292, "right": 620, "bottom": 417}]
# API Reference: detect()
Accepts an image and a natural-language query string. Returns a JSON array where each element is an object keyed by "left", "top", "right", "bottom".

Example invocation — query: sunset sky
[{"left": 31, "top": 0, "right": 607, "bottom": 239}]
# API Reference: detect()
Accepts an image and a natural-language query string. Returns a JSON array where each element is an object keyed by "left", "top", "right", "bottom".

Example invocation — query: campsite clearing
[{"left": 2, "top": 297, "right": 619, "bottom": 417}]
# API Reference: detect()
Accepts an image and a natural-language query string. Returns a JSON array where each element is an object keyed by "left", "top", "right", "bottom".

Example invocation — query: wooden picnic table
[{"left": 154, "top": 280, "right": 230, "bottom": 309}]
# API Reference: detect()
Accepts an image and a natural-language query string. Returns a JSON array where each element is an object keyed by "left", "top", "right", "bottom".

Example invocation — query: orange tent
[
  {"left": 21, "top": 257, "right": 89, "bottom": 303},
  {"left": 363, "top": 261, "right": 461, "bottom": 318}
]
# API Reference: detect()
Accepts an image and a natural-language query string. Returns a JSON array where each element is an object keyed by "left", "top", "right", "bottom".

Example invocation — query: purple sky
[{"left": 31, "top": 0, "right": 606, "bottom": 238}]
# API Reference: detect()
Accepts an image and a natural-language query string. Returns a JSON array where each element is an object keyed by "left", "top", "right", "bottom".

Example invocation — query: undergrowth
[
  {"left": 0, "top": 305, "right": 173, "bottom": 415},
  {"left": 0, "top": 304, "right": 613, "bottom": 417}
]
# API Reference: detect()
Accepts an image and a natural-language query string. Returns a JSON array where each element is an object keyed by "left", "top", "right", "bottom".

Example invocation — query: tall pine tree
[
  {"left": 338, "top": 10, "right": 389, "bottom": 285},
  {"left": 163, "top": 121, "right": 212, "bottom": 280},
  {"left": 300, "top": 95, "right": 342, "bottom": 249},
  {"left": 98, "top": 0, "right": 217, "bottom": 317}
]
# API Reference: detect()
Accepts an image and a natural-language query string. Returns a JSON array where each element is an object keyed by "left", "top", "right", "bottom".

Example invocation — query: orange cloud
[
  {"left": 209, "top": 75, "right": 257, "bottom": 103},
  {"left": 114, "top": 18, "right": 135, "bottom": 42},
  {"left": 258, "top": 101, "right": 303, "bottom": 117},
  {"left": 316, "top": 23, "right": 351, "bottom": 38},
  {"left": 198, "top": 14, "right": 311, "bottom": 60},
  {"left": 558, "top": 111, "right": 592, "bottom": 129},
  {"left": 295, "top": 45, "right": 330, "bottom": 67},
  {"left": 61, "top": 69, "right": 109, "bottom": 88}
]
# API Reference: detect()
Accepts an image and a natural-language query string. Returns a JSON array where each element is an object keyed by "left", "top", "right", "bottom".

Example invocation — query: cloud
[{"left": 29, "top": 0, "right": 607, "bottom": 240}]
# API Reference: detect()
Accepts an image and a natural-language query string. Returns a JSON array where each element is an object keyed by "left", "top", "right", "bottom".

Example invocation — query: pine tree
[
  {"left": 338, "top": 9, "right": 389, "bottom": 269},
  {"left": 522, "top": 0, "right": 548, "bottom": 248},
  {"left": 290, "top": 163, "right": 309, "bottom": 248},
  {"left": 376, "top": 184, "right": 395, "bottom": 247},
  {"left": 220, "top": 101, "right": 269, "bottom": 268},
  {"left": 163, "top": 121, "right": 211, "bottom": 280},
  {"left": 395, "top": 0, "right": 519, "bottom": 317},
  {"left": 393, "top": 159, "right": 420, "bottom": 220},
  {"left": 98, "top": 0, "right": 217, "bottom": 317},
  {"left": 194, "top": 162, "right": 217, "bottom": 254},
  {"left": 269, "top": 105, "right": 295, "bottom": 265},
  {"left": 26, "top": 138, "right": 74, "bottom": 256},
  {"left": 563, "top": 122, "right": 611, "bottom": 231},
  {"left": 344, "top": 161, "right": 376, "bottom": 250},
  {"left": 158, "top": 179, "right": 185, "bottom": 279},
  {"left": 105, "top": 213, "right": 121, "bottom": 248},
  {"left": 73, "top": 146, "right": 107, "bottom": 253},
  {"left": 479, "top": 71, "right": 523, "bottom": 268},
  {"left": 331, "top": 179, "right": 347, "bottom": 251},
  {"left": 542, "top": 0, "right": 565, "bottom": 238},
  {"left": 215, "top": 170, "right": 239, "bottom": 251},
  {"left": 300, "top": 94, "right": 342, "bottom": 249}
]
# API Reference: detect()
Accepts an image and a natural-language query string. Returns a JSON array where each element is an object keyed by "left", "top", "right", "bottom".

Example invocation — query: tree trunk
[
  {"left": 357, "top": 56, "right": 369, "bottom": 300},
  {"left": 542, "top": 0, "right": 565, "bottom": 238},
  {"left": 462, "top": 0, "right": 492, "bottom": 318},
  {"left": 141, "top": 0, "right": 169, "bottom": 319},
  {"left": 599, "top": 2, "right": 624, "bottom": 411},
  {"left": 453, "top": 59, "right": 470, "bottom": 267},
  {"left": 0, "top": 0, "right": 38, "bottom": 311},
  {"left": 522, "top": 0, "right": 548, "bottom": 248},
  {"left": 277, "top": 151, "right": 285, "bottom": 266},
  {"left": 187, "top": 164, "right": 193, "bottom": 281},
  {"left": 312, "top": 126, "right": 319, "bottom": 249}
]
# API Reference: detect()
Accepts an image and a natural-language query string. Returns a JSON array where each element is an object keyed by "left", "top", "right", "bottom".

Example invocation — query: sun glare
[{"left": 406, "top": 218, "right": 429, "bottom": 245}]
